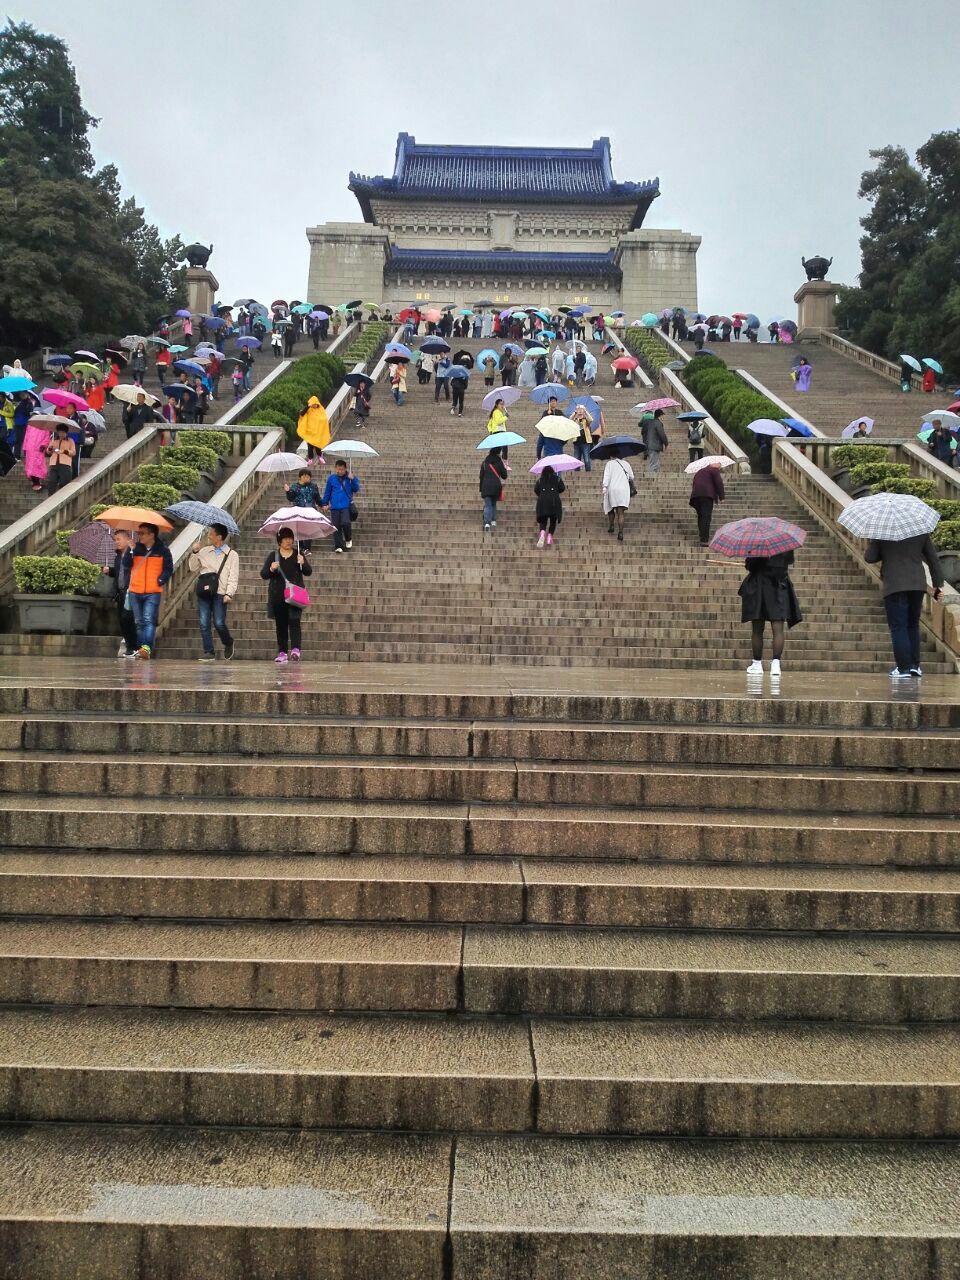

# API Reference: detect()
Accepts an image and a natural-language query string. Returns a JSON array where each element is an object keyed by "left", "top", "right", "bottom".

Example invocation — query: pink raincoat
[{"left": 22, "top": 425, "right": 50, "bottom": 484}]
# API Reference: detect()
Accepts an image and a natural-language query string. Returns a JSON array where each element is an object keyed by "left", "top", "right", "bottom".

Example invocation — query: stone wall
[
  {"left": 369, "top": 199, "right": 634, "bottom": 253},
  {"left": 306, "top": 223, "right": 390, "bottom": 307},
  {"left": 617, "top": 229, "right": 700, "bottom": 317}
]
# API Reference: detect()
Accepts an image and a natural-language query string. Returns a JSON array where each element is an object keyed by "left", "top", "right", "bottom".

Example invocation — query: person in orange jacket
[{"left": 122, "top": 523, "right": 173, "bottom": 659}]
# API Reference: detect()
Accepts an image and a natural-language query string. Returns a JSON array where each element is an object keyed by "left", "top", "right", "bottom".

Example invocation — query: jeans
[
  {"left": 435, "top": 378, "right": 450, "bottom": 402},
  {"left": 329, "top": 506, "right": 352, "bottom": 550},
  {"left": 482, "top": 495, "right": 497, "bottom": 526},
  {"left": 646, "top": 450, "right": 662, "bottom": 475},
  {"left": 574, "top": 439, "right": 592, "bottom": 471},
  {"left": 128, "top": 591, "right": 161, "bottom": 651},
  {"left": 392, "top": 387, "right": 405, "bottom": 405},
  {"left": 689, "top": 447, "right": 705, "bottom": 462},
  {"left": 198, "top": 595, "right": 233, "bottom": 655},
  {"left": 884, "top": 590, "right": 924, "bottom": 672},
  {"left": 451, "top": 382, "right": 465, "bottom": 414}
]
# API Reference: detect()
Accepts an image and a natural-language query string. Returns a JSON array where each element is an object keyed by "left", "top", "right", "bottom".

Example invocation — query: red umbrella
[
  {"left": 707, "top": 315, "right": 722, "bottom": 327},
  {"left": 611, "top": 356, "right": 639, "bottom": 371},
  {"left": 396, "top": 308, "right": 420, "bottom": 323},
  {"left": 948, "top": 401, "right": 960, "bottom": 413},
  {"left": 710, "top": 517, "right": 807, "bottom": 558},
  {"left": 271, "top": 299, "right": 288, "bottom": 308},
  {"left": 732, "top": 312, "right": 749, "bottom": 320}
]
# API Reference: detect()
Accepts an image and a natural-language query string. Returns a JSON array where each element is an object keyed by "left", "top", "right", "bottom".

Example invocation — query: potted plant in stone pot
[
  {"left": 830, "top": 444, "right": 888, "bottom": 493},
  {"left": 932, "top": 520, "right": 960, "bottom": 589},
  {"left": 13, "top": 555, "right": 102, "bottom": 634}
]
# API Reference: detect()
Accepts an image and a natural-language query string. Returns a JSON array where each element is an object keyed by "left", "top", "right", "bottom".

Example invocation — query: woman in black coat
[
  {"left": 260, "top": 525, "right": 313, "bottom": 664},
  {"left": 739, "top": 550, "right": 801, "bottom": 677},
  {"left": 534, "top": 465, "right": 565, "bottom": 548}
]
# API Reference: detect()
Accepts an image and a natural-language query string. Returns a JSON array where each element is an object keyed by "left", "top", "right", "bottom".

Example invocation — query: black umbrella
[
  {"left": 343, "top": 299, "right": 362, "bottom": 310},
  {"left": 474, "top": 299, "right": 494, "bottom": 308},
  {"left": 343, "top": 372, "right": 373, "bottom": 390},
  {"left": 590, "top": 435, "right": 646, "bottom": 460},
  {"left": 452, "top": 350, "right": 474, "bottom": 367},
  {"left": 314, "top": 303, "right": 333, "bottom": 314}
]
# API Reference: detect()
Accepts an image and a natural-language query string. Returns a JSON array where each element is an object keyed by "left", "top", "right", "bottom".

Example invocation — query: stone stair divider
[
  {"left": 615, "top": 323, "right": 752, "bottom": 473},
  {"left": 153, "top": 320, "right": 393, "bottom": 640},
  {"left": 736, "top": 368, "right": 824, "bottom": 438},
  {"left": 816, "top": 328, "right": 925, "bottom": 392}
]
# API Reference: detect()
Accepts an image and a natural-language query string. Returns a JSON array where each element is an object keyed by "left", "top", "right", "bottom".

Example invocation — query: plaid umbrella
[
  {"left": 165, "top": 502, "right": 240, "bottom": 535},
  {"left": 68, "top": 521, "right": 119, "bottom": 565},
  {"left": 838, "top": 494, "right": 939, "bottom": 542},
  {"left": 711, "top": 517, "right": 807, "bottom": 558}
]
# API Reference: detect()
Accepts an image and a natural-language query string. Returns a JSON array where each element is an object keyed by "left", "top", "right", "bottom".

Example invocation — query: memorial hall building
[{"left": 306, "top": 134, "right": 700, "bottom": 315}]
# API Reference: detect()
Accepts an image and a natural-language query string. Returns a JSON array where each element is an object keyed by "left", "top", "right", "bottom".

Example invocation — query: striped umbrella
[{"left": 710, "top": 517, "right": 807, "bottom": 558}]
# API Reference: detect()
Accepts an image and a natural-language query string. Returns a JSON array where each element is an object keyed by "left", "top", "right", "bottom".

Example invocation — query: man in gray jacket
[
  {"left": 864, "top": 533, "right": 943, "bottom": 678},
  {"left": 642, "top": 409, "right": 669, "bottom": 476}
]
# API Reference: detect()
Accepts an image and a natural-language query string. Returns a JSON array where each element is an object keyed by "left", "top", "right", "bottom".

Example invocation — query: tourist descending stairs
[{"left": 159, "top": 338, "right": 948, "bottom": 672}]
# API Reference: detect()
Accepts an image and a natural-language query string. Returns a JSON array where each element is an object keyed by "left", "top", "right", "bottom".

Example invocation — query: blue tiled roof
[
  {"left": 386, "top": 247, "right": 622, "bottom": 279},
  {"left": 350, "top": 135, "right": 659, "bottom": 227}
]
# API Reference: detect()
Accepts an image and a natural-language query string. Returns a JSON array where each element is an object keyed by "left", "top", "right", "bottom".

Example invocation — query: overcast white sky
[{"left": 15, "top": 0, "right": 960, "bottom": 318}]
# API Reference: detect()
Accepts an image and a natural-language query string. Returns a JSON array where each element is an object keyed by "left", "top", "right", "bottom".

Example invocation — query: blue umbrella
[
  {"left": 570, "top": 305, "right": 591, "bottom": 316},
  {"left": 478, "top": 431, "right": 526, "bottom": 449},
  {"left": 385, "top": 343, "right": 413, "bottom": 358},
  {"left": 745, "top": 314, "right": 760, "bottom": 328},
  {"left": 501, "top": 342, "right": 524, "bottom": 356},
  {"left": 235, "top": 336, "right": 262, "bottom": 349},
  {"left": 529, "top": 383, "right": 570, "bottom": 404},
  {"left": 565, "top": 395, "right": 602, "bottom": 422},
  {"left": 923, "top": 358, "right": 944, "bottom": 376},
  {"left": 162, "top": 384, "right": 198, "bottom": 399},
  {"left": 690, "top": 313, "right": 707, "bottom": 323},
  {"left": 591, "top": 435, "right": 646, "bottom": 459},
  {"left": 202, "top": 316, "right": 227, "bottom": 329},
  {"left": 476, "top": 348, "right": 500, "bottom": 369},
  {"left": 678, "top": 411, "right": 709, "bottom": 422},
  {"left": 419, "top": 338, "right": 450, "bottom": 354},
  {"left": 538, "top": 330, "right": 556, "bottom": 340},
  {"left": 0, "top": 375, "right": 36, "bottom": 393},
  {"left": 781, "top": 417, "right": 814, "bottom": 438},
  {"left": 46, "top": 354, "right": 72, "bottom": 367},
  {"left": 166, "top": 501, "right": 240, "bottom": 535},
  {"left": 174, "top": 360, "right": 206, "bottom": 378},
  {"left": 448, "top": 364, "right": 470, "bottom": 380}
]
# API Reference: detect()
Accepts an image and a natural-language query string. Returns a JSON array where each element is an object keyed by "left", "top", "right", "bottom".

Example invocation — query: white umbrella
[
  {"left": 921, "top": 410, "right": 960, "bottom": 430},
  {"left": 685, "top": 455, "right": 737, "bottom": 475},
  {"left": 325, "top": 440, "right": 379, "bottom": 457},
  {"left": 257, "top": 506, "right": 335, "bottom": 539},
  {"left": 842, "top": 417, "right": 875, "bottom": 438},
  {"left": 838, "top": 493, "right": 940, "bottom": 542},
  {"left": 746, "top": 418, "right": 789, "bottom": 437},
  {"left": 81, "top": 409, "right": 107, "bottom": 434},
  {"left": 256, "top": 452, "right": 311, "bottom": 473},
  {"left": 111, "top": 385, "right": 159, "bottom": 406},
  {"left": 535, "top": 417, "right": 579, "bottom": 443}
]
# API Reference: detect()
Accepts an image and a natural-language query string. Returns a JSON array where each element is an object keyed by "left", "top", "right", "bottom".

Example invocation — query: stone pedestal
[
  {"left": 616, "top": 229, "right": 701, "bottom": 320},
  {"left": 306, "top": 223, "right": 389, "bottom": 309},
  {"left": 794, "top": 280, "right": 837, "bottom": 339},
  {"left": 185, "top": 268, "right": 219, "bottom": 318}
]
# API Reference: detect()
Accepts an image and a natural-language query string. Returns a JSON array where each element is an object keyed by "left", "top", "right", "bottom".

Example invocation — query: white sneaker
[
  {"left": 770, "top": 659, "right": 781, "bottom": 677},
  {"left": 889, "top": 668, "right": 914, "bottom": 679},
  {"left": 537, "top": 531, "right": 546, "bottom": 548},
  {"left": 746, "top": 660, "right": 763, "bottom": 675},
  {"left": 117, "top": 643, "right": 127, "bottom": 657},
  {"left": 345, "top": 540, "right": 353, "bottom": 549}
]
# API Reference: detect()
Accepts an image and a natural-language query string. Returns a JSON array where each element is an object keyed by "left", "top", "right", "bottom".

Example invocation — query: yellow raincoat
[{"left": 297, "top": 395, "right": 331, "bottom": 451}]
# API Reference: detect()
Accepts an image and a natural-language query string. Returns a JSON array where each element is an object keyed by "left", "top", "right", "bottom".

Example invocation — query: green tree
[{"left": 0, "top": 20, "right": 96, "bottom": 176}]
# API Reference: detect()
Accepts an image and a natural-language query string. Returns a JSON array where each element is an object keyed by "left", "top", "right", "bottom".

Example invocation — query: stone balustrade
[{"left": 816, "top": 331, "right": 924, "bottom": 390}]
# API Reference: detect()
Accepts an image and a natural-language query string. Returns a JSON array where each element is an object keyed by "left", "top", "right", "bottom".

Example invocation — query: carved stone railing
[
  {"left": 773, "top": 439, "right": 960, "bottom": 670},
  {"left": 604, "top": 329, "right": 654, "bottom": 389},
  {"left": 735, "top": 369, "right": 824, "bottom": 438},
  {"left": 815, "top": 330, "right": 923, "bottom": 390},
  {"left": 657, "top": 368, "right": 752, "bottom": 473}
]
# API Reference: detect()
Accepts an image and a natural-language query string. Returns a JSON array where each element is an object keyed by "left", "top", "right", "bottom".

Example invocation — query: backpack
[{"left": 687, "top": 424, "right": 704, "bottom": 445}]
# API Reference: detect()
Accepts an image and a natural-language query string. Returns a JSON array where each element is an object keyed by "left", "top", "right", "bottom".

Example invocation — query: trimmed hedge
[
  {"left": 90, "top": 503, "right": 109, "bottom": 519},
  {"left": 340, "top": 321, "right": 391, "bottom": 365},
  {"left": 112, "top": 482, "right": 181, "bottom": 509},
  {"left": 139, "top": 463, "right": 201, "bottom": 491},
  {"left": 932, "top": 520, "right": 960, "bottom": 552},
  {"left": 176, "top": 429, "right": 231, "bottom": 456},
  {"left": 870, "top": 476, "right": 938, "bottom": 499},
  {"left": 162, "top": 444, "right": 219, "bottom": 473},
  {"left": 831, "top": 444, "right": 889, "bottom": 470},
  {"left": 677, "top": 356, "right": 782, "bottom": 464},
  {"left": 13, "top": 555, "right": 101, "bottom": 595},
  {"left": 848, "top": 462, "right": 910, "bottom": 488},
  {"left": 930, "top": 499, "right": 960, "bottom": 521},
  {"left": 624, "top": 326, "right": 677, "bottom": 373},
  {"left": 242, "top": 349, "right": 347, "bottom": 443}
]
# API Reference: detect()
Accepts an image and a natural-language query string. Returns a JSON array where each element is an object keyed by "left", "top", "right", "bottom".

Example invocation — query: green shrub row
[
  {"left": 112, "top": 482, "right": 181, "bottom": 510},
  {"left": 13, "top": 555, "right": 101, "bottom": 595},
  {"left": 932, "top": 520, "right": 960, "bottom": 552},
  {"left": 677, "top": 356, "right": 783, "bottom": 464},
  {"left": 139, "top": 463, "right": 201, "bottom": 492},
  {"left": 848, "top": 462, "right": 910, "bottom": 488},
  {"left": 830, "top": 444, "right": 889, "bottom": 470},
  {"left": 177, "top": 429, "right": 231, "bottom": 456},
  {"left": 869, "top": 476, "right": 938, "bottom": 499},
  {"left": 340, "top": 321, "right": 391, "bottom": 366},
  {"left": 241, "top": 350, "right": 347, "bottom": 443},
  {"left": 624, "top": 326, "right": 677, "bottom": 373},
  {"left": 161, "top": 443, "right": 220, "bottom": 474},
  {"left": 930, "top": 498, "right": 960, "bottom": 521}
]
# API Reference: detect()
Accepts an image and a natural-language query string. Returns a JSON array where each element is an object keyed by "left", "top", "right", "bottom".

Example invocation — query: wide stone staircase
[
  {"left": 0, "top": 666, "right": 957, "bottom": 1276},
  {"left": 701, "top": 337, "right": 949, "bottom": 437},
  {"left": 158, "top": 339, "right": 948, "bottom": 672}
]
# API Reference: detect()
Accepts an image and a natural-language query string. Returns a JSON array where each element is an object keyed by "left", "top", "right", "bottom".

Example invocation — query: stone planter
[
  {"left": 830, "top": 468, "right": 852, "bottom": 493},
  {"left": 938, "top": 551, "right": 960, "bottom": 590},
  {"left": 14, "top": 594, "right": 93, "bottom": 634},
  {"left": 187, "top": 474, "right": 215, "bottom": 502}
]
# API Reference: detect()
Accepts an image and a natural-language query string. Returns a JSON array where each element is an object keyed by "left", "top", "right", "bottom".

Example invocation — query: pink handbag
[{"left": 283, "top": 580, "right": 310, "bottom": 610}]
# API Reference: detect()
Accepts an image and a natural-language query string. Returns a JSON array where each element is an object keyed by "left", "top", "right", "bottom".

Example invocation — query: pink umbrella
[
  {"left": 42, "top": 388, "right": 90, "bottom": 411},
  {"left": 640, "top": 397, "right": 680, "bottom": 412},
  {"left": 684, "top": 455, "right": 737, "bottom": 475},
  {"left": 257, "top": 506, "right": 335, "bottom": 539},
  {"left": 611, "top": 356, "right": 639, "bottom": 371},
  {"left": 421, "top": 309, "right": 442, "bottom": 323},
  {"left": 529, "top": 456, "right": 584, "bottom": 475},
  {"left": 481, "top": 386, "right": 522, "bottom": 412}
]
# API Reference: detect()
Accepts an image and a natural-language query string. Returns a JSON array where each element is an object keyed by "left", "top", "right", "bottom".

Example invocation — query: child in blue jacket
[
  {"left": 321, "top": 459, "right": 360, "bottom": 553},
  {"left": 284, "top": 468, "right": 322, "bottom": 552}
]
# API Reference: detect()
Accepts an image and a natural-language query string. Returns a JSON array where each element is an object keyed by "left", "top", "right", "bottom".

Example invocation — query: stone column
[
  {"left": 616, "top": 229, "right": 701, "bottom": 319},
  {"left": 794, "top": 281, "right": 838, "bottom": 339},
  {"left": 185, "top": 268, "right": 219, "bottom": 318},
  {"left": 305, "top": 223, "right": 390, "bottom": 307}
]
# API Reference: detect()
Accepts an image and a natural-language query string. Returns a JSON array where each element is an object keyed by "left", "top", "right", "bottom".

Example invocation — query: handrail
[
  {"left": 773, "top": 439, "right": 960, "bottom": 670},
  {"left": 657, "top": 368, "right": 752, "bottom": 473},
  {"left": 816, "top": 330, "right": 923, "bottom": 390},
  {"left": 604, "top": 329, "right": 654, "bottom": 389},
  {"left": 215, "top": 359, "right": 291, "bottom": 429},
  {"left": 735, "top": 369, "right": 824, "bottom": 438}
]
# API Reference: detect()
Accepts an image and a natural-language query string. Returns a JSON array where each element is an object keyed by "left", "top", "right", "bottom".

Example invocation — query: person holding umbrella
[
  {"left": 709, "top": 521, "right": 804, "bottom": 678},
  {"left": 321, "top": 458, "right": 360, "bottom": 553},
  {"left": 479, "top": 447, "right": 507, "bottom": 532},
  {"left": 450, "top": 367, "right": 468, "bottom": 418},
  {"left": 688, "top": 459, "right": 726, "bottom": 546},
  {"left": 44, "top": 421, "right": 76, "bottom": 495},
  {"left": 434, "top": 356, "right": 452, "bottom": 404},
  {"left": 602, "top": 451, "right": 635, "bottom": 542},
  {"left": 131, "top": 343, "right": 147, "bottom": 387},
  {"left": 261, "top": 527, "right": 312, "bottom": 663},
  {"left": 534, "top": 464, "right": 565, "bottom": 548},
  {"left": 103, "top": 530, "right": 140, "bottom": 658},
  {"left": 926, "top": 419, "right": 954, "bottom": 467},
  {"left": 123, "top": 521, "right": 174, "bottom": 660},
  {"left": 189, "top": 522, "right": 239, "bottom": 661},
  {"left": 352, "top": 377, "right": 371, "bottom": 429}
]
